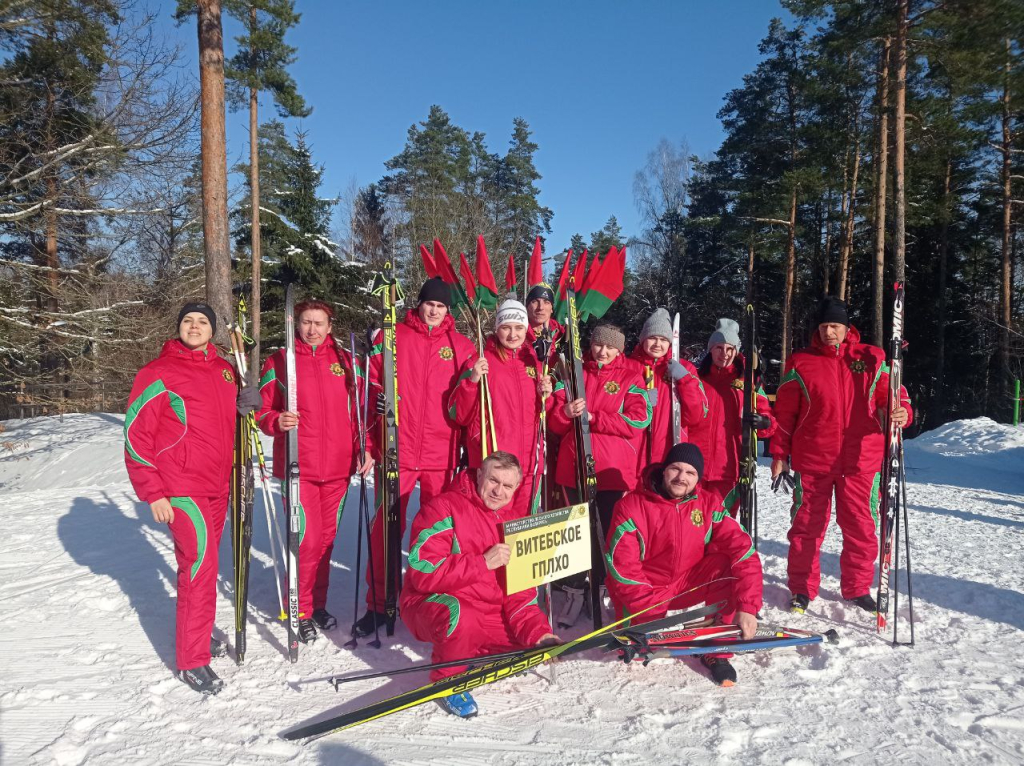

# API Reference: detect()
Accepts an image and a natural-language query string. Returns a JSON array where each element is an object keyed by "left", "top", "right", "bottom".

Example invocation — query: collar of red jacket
[
  {"left": 637, "top": 463, "right": 700, "bottom": 506},
  {"left": 629, "top": 344, "right": 673, "bottom": 370},
  {"left": 484, "top": 333, "right": 528, "bottom": 363},
  {"left": 526, "top": 319, "right": 565, "bottom": 344},
  {"left": 810, "top": 324, "right": 862, "bottom": 357},
  {"left": 707, "top": 360, "right": 739, "bottom": 382},
  {"left": 404, "top": 308, "right": 455, "bottom": 337},
  {"left": 451, "top": 468, "right": 518, "bottom": 517},
  {"left": 584, "top": 351, "right": 627, "bottom": 374},
  {"left": 293, "top": 333, "right": 339, "bottom": 357},
  {"left": 160, "top": 337, "right": 222, "bottom": 363}
]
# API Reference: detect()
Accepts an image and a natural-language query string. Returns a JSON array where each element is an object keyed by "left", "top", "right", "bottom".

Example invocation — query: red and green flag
[
  {"left": 419, "top": 244, "right": 438, "bottom": 278},
  {"left": 474, "top": 235, "right": 499, "bottom": 310},
  {"left": 432, "top": 238, "right": 469, "bottom": 315},
  {"left": 458, "top": 251, "right": 477, "bottom": 305},
  {"left": 528, "top": 236, "right": 544, "bottom": 288},
  {"left": 505, "top": 252, "right": 517, "bottom": 295},
  {"left": 552, "top": 248, "right": 573, "bottom": 322},
  {"left": 579, "top": 245, "right": 625, "bottom": 321}
]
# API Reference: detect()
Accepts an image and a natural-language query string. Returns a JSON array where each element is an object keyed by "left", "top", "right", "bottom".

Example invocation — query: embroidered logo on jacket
[
  {"left": 526, "top": 367, "right": 537, "bottom": 379},
  {"left": 604, "top": 381, "right": 620, "bottom": 395},
  {"left": 439, "top": 346, "right": 454, "bottom": 360},
  {"left": 330, "top": 362, "right": 345, "bottom": 377},
  {"left": 850, "top": 360, "right": 867, "bottom": 374},
  {"left": 690, "top": 508, "right": 704, "bottom": 527},
  {"left": 222, "top": 369, "right": 234, "bottom": 383},
  {"left": 732, "top": 379, "right": 744, "bottom": 389}
]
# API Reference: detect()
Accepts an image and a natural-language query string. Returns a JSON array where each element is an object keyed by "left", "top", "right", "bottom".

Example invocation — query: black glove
[
  {"left": 743, "top": 412, "right": 771, "bottom": 430},
  {"left": 647, "top": 388, "right": 659, "bottom": 407},
  {"left": 376, "top": 391, "right": 386, "bottom": 415},
  {"left": 533, "top": 337, "right": 552, "bottom": 364},
  {"left": 666, "top": 359, "right": 686, "bottom": 382},
  {"left": 771, "top": 471, "right": 796, "bottom": 494},
  {"left": 236, "top": 383, "right": 261, "bottom": 416}
]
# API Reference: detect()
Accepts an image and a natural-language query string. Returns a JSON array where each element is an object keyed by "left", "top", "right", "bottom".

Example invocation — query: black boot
[
  {"left": 352, "top": 609, "right": 394, "bottom": 638},
  {"left": 312, "top": 608, "right": 338, "bottom": 631},
  {"left": 788, "top": 593, "right": 810, "bottom": 613},
  {"left": 209, "top": 637, "right": 227, "bottom": 658},
  {"left": 700, "top": 655, "right": 737, "bottom": 687},
  {"left": 298, "top": 618, "right": 319, "bottom": 644},
  {"left": 846, "top": 594, "right": 878, "bottom": 614},
  {"left": 177, "top": 665, "right": 224, "bottom": 695}
]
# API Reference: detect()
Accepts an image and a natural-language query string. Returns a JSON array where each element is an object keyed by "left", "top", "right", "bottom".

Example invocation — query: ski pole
[
  {"left": 359, "top": 333, "right": 382, "bottom": 648},
  {"left": 328, "top": 646, "right": 538, "bottom": 688}
]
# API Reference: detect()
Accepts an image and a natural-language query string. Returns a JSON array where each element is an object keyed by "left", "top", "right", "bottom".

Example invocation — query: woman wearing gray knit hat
[
  {"left": 548, "top": 322, "right": 652, "bottom": 627},
  {"left": 629, "top": 308, "right": 709, "bottom": 475},
  {"left": 689, "top": 319, "right": 777, "bottom": 515},
  {"left": 447, "top": 298, "right": 553, "bottom": 517}
]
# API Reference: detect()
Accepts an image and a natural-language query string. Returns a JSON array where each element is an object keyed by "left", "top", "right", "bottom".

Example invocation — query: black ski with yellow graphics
[
  {"left": 281, "top": 597, "right": 723, "bottom": 741},
  {"left": 737, "top": 302, "right": 759, "bottom": 546}
]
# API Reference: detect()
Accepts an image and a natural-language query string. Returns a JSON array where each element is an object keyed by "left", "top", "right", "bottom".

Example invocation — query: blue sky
[{"left": 160, "top": 0, "right": 790, "bottom": 255}]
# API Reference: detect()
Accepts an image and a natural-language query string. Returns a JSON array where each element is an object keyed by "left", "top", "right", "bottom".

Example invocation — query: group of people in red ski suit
[{"left": 124, "top": 279, "right": 911, "bottom": 701}]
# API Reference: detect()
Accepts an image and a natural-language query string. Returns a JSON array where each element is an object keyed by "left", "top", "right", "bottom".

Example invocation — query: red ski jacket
[
  {"left": 400, "top": 470, "right": 552, "bottom": 646},
  {"left": 688, "top": 357, "right": 776, "bottom": 484},
  {"left": 367, "top": 310, "right": 475, "bottom": 472},
  {"left": 628, "top": 345, "right": 709, "bottom": 470},
  {"left": 256, "top": 334, "right": 361, "bottom": 482},
  {"left": 550, "top": 353, "right": 652, "bottom": 492},
  {"left": 124, "top": 339, "right": 237, "bottom": 503},
  {"left": 605, "top": 466, "right": 762, "bottom": 617},
  {"left": 770, "top": 326, "right": 913, "bottom": 476},
  {"left": 448, "top": 335, "right": 550, "bottom": 479}
]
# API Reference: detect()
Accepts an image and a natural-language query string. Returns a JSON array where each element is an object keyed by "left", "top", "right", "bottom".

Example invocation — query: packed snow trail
[{"left": 1, "top": 414, "right": 1022, "bottom": 765}]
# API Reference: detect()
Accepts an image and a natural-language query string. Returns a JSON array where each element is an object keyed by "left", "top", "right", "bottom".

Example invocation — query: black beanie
[
  {"left": 418, "top": 277, "right": 451, "bottom": 308},
  {"left": 664, "top": 442, "right": 704, "bottom": 481},
  {"left": 526, "top": 284, "right": 555, "bottom": 304},
  {"left": 177, "top": 302, "right": 217, "bottom": 334},
  {"left": 815, "top": 296, "right": 849, "bottom": 327}
]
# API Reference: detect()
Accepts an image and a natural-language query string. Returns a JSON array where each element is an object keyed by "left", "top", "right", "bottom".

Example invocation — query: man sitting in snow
[
  {"left": 604, "top": 443, "right": 763, "bottom": 686},
  {"left": 401, "top": 451, "right": 559, "bottom": 718}
]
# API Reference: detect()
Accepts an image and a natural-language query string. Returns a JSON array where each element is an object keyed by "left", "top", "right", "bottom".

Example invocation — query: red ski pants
[
  {"left": 293, "top": 477, "right": 350, "bottom": 618},
  {"left": 786, "top": 470, "right": 881, "bottom": 601},
  {"left": 168, "top": 493, "right": 228, "bottom": 670},
  {"left": 404, "top": 596, "right": 524, "bottom": 682},
  {"left": 364, "top": 469, "right": 448, "bottom": 613}
]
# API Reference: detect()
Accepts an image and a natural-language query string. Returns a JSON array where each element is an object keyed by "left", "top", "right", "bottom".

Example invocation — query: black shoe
[
  {"left": 788, "top": 593, "right": 810, "bottom": 613},
  {"left": 352, "top": 609, "right": 395, "bottom": 638},
  {"left": 209, "top": 637, "right": 227, "bottom": 658},
  {"left": 298, "top": 618, "right": 319, "bottom": 644},
  {"left": 700, "top": 655, "right": 737, "bottom": 687},
  {"left": 177, "top": 665, "right": 224, "bottom": 695},
  {"left": 846, "top": 594, "right": 878, "bottom": 614},
  {"left": 312, "top": 608, "right": 338, "bottom": 631}
]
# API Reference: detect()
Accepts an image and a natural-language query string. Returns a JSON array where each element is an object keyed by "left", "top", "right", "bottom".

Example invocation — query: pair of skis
[
  {"left": 737, "top": 303, "right": 759, "bottom": 544},
  {"left": 612, "top": 624, "right": 839, "bottom": 663}
]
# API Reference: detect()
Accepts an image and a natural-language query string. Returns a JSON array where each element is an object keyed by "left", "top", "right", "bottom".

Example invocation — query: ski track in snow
[{"left": 1, "top": 414, "right": 1023, "bottom": 765}]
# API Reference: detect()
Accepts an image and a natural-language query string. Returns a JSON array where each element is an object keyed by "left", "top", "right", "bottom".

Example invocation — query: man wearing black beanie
[
  {"left": 354, "top": 275, "right": 475, "bottom": 639},
  {"left": 770, "top": 296, "right": 913, "bottom": 617},
  {"left": 603, "top": 444, "right": 763, "bottom": 687}
]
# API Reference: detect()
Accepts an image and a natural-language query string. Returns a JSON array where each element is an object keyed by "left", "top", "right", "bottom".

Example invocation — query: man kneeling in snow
[
  {"left": 401, "top": 451, "right": 559, "bottom": 718},
  {"left": 604, "top": 443, "right": 763, "bottom": 686}
]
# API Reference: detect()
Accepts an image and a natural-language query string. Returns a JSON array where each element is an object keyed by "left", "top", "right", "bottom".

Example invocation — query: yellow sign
[{"left": 501, "top": 504, "right": 592, "bottom": 595}]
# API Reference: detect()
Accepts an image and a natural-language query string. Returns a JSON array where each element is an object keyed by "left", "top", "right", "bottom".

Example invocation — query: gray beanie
[
  {"left": 640, "top": 308, "right": 673, "bottom": 342},
  {"left": 707, "top": 318, "right": 740, "bottom": 351}
]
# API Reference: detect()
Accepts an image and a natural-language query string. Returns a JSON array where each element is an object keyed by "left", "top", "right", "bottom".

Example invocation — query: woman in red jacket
[
  {"left": 124, "top": 302, "right": 260, "bottom": 695},
  {"left": 549, "top": 323, "right": 651, "bottom": 626},
  {"left": 689, "top": 318, "right": 776, "bottom": 516},
  {"left": 257, "top": 300, "right": 373, "bottom": 645},
  {"left": 770, "top": 297, "right": 911, "bottom": 615},
  {"left": 449, "top": 299, "right": 552, "bottom": 516},
  {"left": 629, "top": 308, "right": 709, "bottom": 473}
]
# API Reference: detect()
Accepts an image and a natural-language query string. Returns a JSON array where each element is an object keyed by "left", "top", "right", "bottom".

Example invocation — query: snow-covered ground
[{"left": 1, "top": 414, "right": 1023, "bottom": 765}]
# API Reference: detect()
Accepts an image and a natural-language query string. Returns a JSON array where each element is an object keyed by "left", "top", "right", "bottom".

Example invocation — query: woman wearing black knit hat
[
  {"left": 123, "top": 302, "right": 261, "bottom": 694},
  {"left": 770, "top": 296, "right": 913, "bottom": 616}
]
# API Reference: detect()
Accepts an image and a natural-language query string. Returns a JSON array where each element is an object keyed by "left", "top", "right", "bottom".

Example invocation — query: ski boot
[
  {"left": 352, "top": 609, "right": 395, "bottom": 638},
  {"left": 312, "top": 608, "right": 338, "bottom": 631},
  {"left": 436, "top": 691, "right": 478, "bottom": 718},
  {"left": 700, "top": 655, "right": 737, "bottom": 687},
  {"left": 845, "top": 594, "right": 878, "bottom": 614},
  {"left": 298, "top": 618, "right": 319, "bottom": 645},
  {"left": 557, "top": 586, "right": 587, "bottom": 629},
  {"left": 177, "top": 665, "right": 224, "bottom": 695},
  {"left": 209, "top": 637, "right": 227, "bottom": 658},
  {"left": 788, "top": 593, "right": 810, "bottom": 614}
]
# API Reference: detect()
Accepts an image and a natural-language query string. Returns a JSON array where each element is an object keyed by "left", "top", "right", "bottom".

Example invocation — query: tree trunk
[
  {"left": 44, "top": 177, "right": 59, "bottom": 313},
  {"left": 837, "top": 132, "right": 861, "bottom": 301},
  {"left": 872, "top": 37, "right": 891, "bottom": 346},
  {"left": 1000, "top": 36, "right": 1013, "bottom": 419},
  {"left": 780, "top": 187, "right": 798, "bottom": 369},
  {"left": 934, "top": 158, "right": 952, "bottom": 422},
  {"left": 893, "top": 0, "right": 908, "bottom": 284},
  {"left": 197, "top": 0, "right": 231, "bottom": 344},
  {"left": 249, "top": 74, "right": 262, "bottom": 374}
]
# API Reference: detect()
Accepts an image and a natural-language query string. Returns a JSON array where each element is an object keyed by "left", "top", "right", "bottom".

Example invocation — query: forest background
[{"left": 1, "top": 0, "right": 1022, "bottom": 433}]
